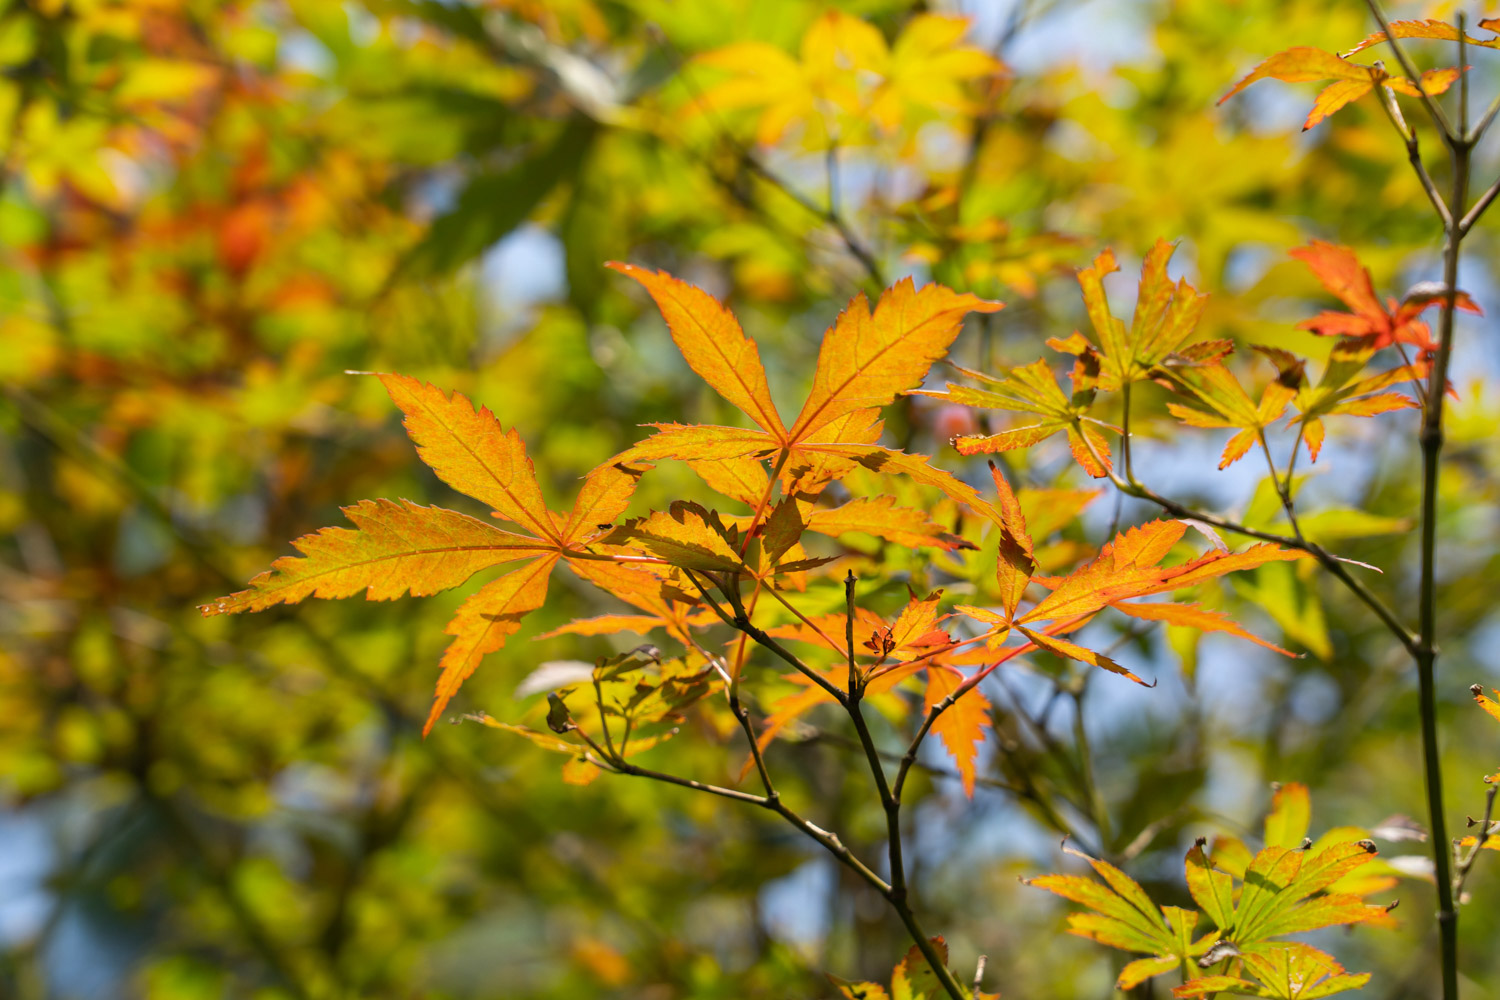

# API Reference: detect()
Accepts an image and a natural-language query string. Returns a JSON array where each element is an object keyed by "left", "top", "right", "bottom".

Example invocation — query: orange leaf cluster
[
  {"left": 207, "top": 259, "right": 1314, "bottom": 791},
  {"left": 205, "top": 373, "right": 644, "bottom": 735},
  {"left": 1219, "top": 45, "right": 1463, "bottom": 130}
]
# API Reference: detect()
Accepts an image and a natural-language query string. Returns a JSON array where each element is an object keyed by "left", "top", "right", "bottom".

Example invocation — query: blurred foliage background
[{"left": 1, "top": 0, "right": 1498, "bottom": 997}]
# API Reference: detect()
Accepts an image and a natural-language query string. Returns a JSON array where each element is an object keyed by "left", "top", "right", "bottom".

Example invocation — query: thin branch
[
  {"left": 1283, "top": 423, "right": 1308, "bottom": 504},
  {"left": 838, "top": 583, "right": 966, "bottom": 1000},
  {"left": 846, "top": 685, "right": 907, "bottom": 898},
  {"left": 1414, "top": 102, "right": 1468, "bottom": 1000},
  {"left": 1072, "top": 415, "right": 1421, "bottom": 658},
  {"left": 1376, "top": 86, "right": 1452, "bottom": 227},
  {"left": 572, "top": 724, "right": 765, "bottom": 805},
  {"left": 765, "top": 798, "right": 894, "bottom": 895},
  {"left": 1362, "top": 0, "right": 1457, "bottom": 143},
  {"left": 713, "top": 574, "right": 849, "bottom": 704},
  {"left": 763, "top": 581, "right": 846, "bottom": 657},
  {"left": 845, "top": 570, "right": 860, "bottom": 697},
  {"left": 680, "top": 568, "right": 733, "bottom": 624},
  {"left": 592, "top": 677, "right": 617, "bottom": 758},
  {"left": 1257, "top": 429, "right": 1305, "bottom": 542},
  {"left": 1469, "top": 88, "right": 1500, "bottom": 144},
  {"left": 605, "top": 756, "right": 772, "bottom": 806},
  {"left": 1453, "top": 783, "right": 1497, "bottom": 903},
  {"left": 1457, "top": 173, "right": 1500, "bottom": 235},
  {"left": 737, "top": 152, "right": 886, "bottom": 288},
  {"left": 574, "top": 673, "right": 895, "bottom": 897}
]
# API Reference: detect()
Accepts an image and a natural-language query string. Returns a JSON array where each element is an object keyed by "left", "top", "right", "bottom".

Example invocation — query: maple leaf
[
  {"left": 684, "top": 454, "right": 772, "bottom": 508},
  {"left": 1290, "top": 241, "right": 1482, "bottom": 355},
  {"left": 1218, "top": 46, "right": 1463, "bottom": 130},
  {"left": 958, "top": 502, "right": 1303, "bottom": 683},
  {"left": 866, "top": 15, "right": 1005, "bottom": 133},
  {"left": 204, "top": 374, "right": 647, "bottom": 736},
  {"left": 915, "top": 358, "right": 1114, "bottom": 478},
  {"left": 1478, "top": 686, "right": 1500, "bottom": 727},
  {"left": 613, "top": 501, "right": 746, "bottom": 573},
  {"left": 199, "top": 500, "right": 556, "bottom": 613},
  {"left": 610, "top": 264, "right": 1003, "bottom": 515},
  {"left": 603, "top": 262, "right": 785, "bottom": 439},
  {"left": 1174, "top": 943, "right": 1371, "bottom": 999},
  {"left": 535, "top": 558, "right": 714, "bottom": 645},
  {"left": 924, "top": 664, "right": 990, "bottom": 796},
  {"left": 803, "top": 496, "right": 976, "bottom": 552},
  {"left": 1209, "top": 782, "right": 1405, "bottom": 908},
  {"left": 1290, "top": 341, "right": 1424, "bottom": 461},
  {"left": 1187, "top": 837, "right": 1389, "bottom": 944},
  {"left": 689, "top": 10, "right": 882, "bottom": 146},
  {"left": 1030, "top": 814, "right": 1386, "bottom": 998},
  {"left": 692, "top": 11, "right": 999, "bottom": 146},
  {"left": 1025, "top": 844, "right": 1221, "bottom": 992},
  {"left": 1343, "top": 18, "right": 1500, "bottom": 57},
  {"left": 1159, "top": 358, "right": 1299, "bottom": 469},
  {"left": 790, "top": 278, "right": 1003, "bottom": 441},
  {"left": 1044, "top": 240, "right": 1210, "bottom": 391}
]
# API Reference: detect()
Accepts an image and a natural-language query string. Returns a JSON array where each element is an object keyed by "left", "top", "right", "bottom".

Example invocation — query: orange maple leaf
[
  {"left": 204, "top": 374, "right": 646, "bottom": 736},
  {"left": 1046, "top": 239, "right": 1211, "bottom": 391},
  {"left": 1343, "top": 18, "right": 1500, "bottom": 57},
  {"left": 1290, "top": 240, "right": 1482, "bottom": 355},
  {"left": 1159, "top": 358, "right": 1299, "bottom": 470},
  {"left": 608, "top": 263, "right": 1004, "bottom": 514},
  {"left": 1219, "top": 45, "right": 1463, "bottom": 130},
  {"left": 1290, "top": 341, "right": 1426, "bottom": 462},
  {"left": 959, "top": 468, "right": 1303, "bottom": 682},
  {"left": 915, "top": 357, "right": 1116, "bottom": 478},
  {"left": 924, "top": 664, "right": 991, "bottom": 796}
]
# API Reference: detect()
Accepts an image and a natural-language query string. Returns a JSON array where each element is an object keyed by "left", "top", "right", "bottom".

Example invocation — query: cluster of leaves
[
  {"left": 690, "top": 10, "right": 1002, "bottom": 148},
  {"left": 1029, "top": 784, "right": 1398, "bottom": 998},
  {"left": 205, "top": 262, "right": 1312, "bottom": 798},
  {"left": 925, "top": 237, "right": 1461, "bottom": 476}
]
